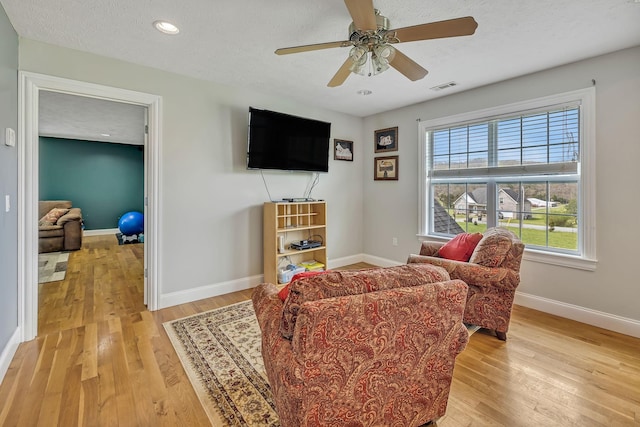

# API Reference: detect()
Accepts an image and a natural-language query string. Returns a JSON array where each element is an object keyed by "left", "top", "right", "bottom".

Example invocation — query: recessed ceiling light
[
  {"left": 153, "top": 20, "right": 180, "bottom": 35},
  {"left": 357, "top": 89, "right": 373, "bottom": 96},
  {"left": 100, "top": 133, "right": 111, "bottom": 137}
]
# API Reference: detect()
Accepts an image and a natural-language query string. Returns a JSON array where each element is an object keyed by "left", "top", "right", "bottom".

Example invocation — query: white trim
[
  {"left": 159, "top": 275, "right": 264, "bottom": 309},
  {"left": 83, "top": 228, "right": 120, "bottom": 236},
  {"left": 523, "top": 249, "right": 597, "bottom": 271},
  {"left": 329, "top": 253, "right": 404, "bottom": 269},
  {"left": 417, "top": 121, "right": 428, "bottom": 236},
  {"left": 159, "top": 255, "right": 405, "bottom": 308},
  {"left": 327, "top": 254, "right": 366, "bottom": 269},
  {"left": 361, "top": 254, "right": 403, "bottom": 268},
  {"left": 18, "top": 72, "right": 162, "bottom": 341},
  {"left": 414, "top": 236, "right": 598, "bottom": 271},
  {"left": 0, "top": 328, "right": 20, "bottom": 384},
  {"left": 515, "top": 292, "right": 640, "bottom": 339}
]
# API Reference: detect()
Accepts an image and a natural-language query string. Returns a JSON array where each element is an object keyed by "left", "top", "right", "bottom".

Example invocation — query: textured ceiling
[
  {"left": 39, "top": 91, "right": 146, "bottom": 145},
  {"left": 3, "top": 0, "right": 640, "bottom": 120}
]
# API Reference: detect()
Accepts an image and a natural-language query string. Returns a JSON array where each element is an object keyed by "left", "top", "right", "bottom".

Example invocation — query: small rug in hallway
[
  {"left": 164, "top": 299, "right": 480, "bottom": 427},
  {"left": 38, "top": 251, "right": 69, "bottom": 283}
]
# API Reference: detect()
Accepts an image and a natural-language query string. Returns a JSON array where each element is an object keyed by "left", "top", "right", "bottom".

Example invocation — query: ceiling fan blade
[
  {"left": 344, "top": 0, "right": 377, "bottom": 31},
  {"left": 391, "top": 16, "right": 478, "bottom": 43},
  {"left": 275, "top": 40, "right": 352, "bottom": 55},
  {"left": 327, "top": 58, "right": 354, "bottom": 87},
  {"left": 389, "top": 49, "right": 428, "bottom": 81}
]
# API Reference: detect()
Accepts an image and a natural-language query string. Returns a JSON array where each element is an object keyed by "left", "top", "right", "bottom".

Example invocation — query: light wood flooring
[{"left": 0, "top": 235, "right": 638, "bottom": 426}]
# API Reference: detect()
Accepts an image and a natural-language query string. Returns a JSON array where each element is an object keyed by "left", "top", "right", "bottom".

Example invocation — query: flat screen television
[{"left": 247, "top": 107, "right": 331, "bottom": 172}]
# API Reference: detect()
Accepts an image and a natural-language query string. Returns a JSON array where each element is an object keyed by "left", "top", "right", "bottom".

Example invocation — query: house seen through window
[{"left": 418, "top": 88, "right": 596, "bottom": 268}]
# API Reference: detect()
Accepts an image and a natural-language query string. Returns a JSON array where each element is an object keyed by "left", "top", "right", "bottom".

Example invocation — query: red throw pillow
[
  {"left": 278, "top": 270, "right": 329, "bottom": 302},
  {"left": 437, "top": 232, "right": 483, "bottom": 262}
]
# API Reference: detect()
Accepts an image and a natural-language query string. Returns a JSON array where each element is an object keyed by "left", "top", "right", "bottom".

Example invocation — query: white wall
[
  {"left": 363, "top": 46, "right": 640, "bottom": 325},
  {"left": 18, "top": 39, "right": 365, "bottom": 302}
]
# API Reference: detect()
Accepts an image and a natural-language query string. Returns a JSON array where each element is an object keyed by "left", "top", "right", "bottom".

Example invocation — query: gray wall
[
  {"left": 0, "top": 4, "right": 18, "bottom": 354},
  {"left": 39, "top": 137, "right": 144, "bottom": 230},
  {"left": 19, "top": 39, "right": 365, "bottom": 298},
  {"left": 363, "top": 46, "right": 640, "bottom": 323}
]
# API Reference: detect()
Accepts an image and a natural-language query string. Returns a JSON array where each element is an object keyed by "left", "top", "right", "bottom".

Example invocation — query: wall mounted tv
[{"left": 247, "top": 107, "right": 331, "bottom": 173}]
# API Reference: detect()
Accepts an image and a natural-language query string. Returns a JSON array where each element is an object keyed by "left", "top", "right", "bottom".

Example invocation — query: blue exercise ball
[{"left": 118, "top": 211, "right": 144, "bottom": 236}]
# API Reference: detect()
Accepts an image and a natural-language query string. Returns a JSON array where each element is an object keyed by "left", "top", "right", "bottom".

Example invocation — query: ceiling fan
[{"left": 275, "top": 0, "right": 478, "bottom": 87}]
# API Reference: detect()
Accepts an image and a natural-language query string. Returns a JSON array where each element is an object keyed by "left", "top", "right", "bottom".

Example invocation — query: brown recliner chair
[
  {"left": 408, "top": 227, "right": 524, "bottom": 341},
  {"left": 39, "top": 200, "right": 83, "bottom": 253}
]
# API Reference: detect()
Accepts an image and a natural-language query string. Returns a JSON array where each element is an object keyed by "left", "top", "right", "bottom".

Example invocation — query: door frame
[{"left": 18, "top": 71, "right": 162, "bottom": 341}]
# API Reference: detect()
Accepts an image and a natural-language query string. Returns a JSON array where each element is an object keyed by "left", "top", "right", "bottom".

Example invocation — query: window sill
[
  {"left": 418, "top": 234, "right": 597, "bottom": 271},
  {"left": 523, "top": 249, "right": 597, "bottom": 271}
]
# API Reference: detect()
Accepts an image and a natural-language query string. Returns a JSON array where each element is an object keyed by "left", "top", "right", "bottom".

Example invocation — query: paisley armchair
[
  {"left": 407, "top": 227, "right": 524, "bottom": 340},
  {"left": 252, "top": 264, "right": 469, "bottom": 427}
]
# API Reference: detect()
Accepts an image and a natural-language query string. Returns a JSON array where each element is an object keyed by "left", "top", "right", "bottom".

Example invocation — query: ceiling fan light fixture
[
  {"left": 349, "top": 46, "right": 368, "bottom": 75},
  {"left": 372, "top": 45, "right": 395, "bottom": 75}
]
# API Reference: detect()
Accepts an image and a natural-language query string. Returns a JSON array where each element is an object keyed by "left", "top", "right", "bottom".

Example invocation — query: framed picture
[
  {"left": 374, "top": 156, "right": 399, "bottom": 181},
  {"left": 334, "top": 139, "right": 354, "bottom": 161},
  {"left": 374, "top": 127, "right": 398, "bottom": 153}
]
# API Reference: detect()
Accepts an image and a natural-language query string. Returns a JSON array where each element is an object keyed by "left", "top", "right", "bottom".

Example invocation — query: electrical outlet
[{"left": 392, "top": 237, "right": 398, "bottom": 246}]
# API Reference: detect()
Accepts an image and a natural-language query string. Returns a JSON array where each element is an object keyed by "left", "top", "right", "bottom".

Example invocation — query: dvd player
[
  {"left": 282, "top": 198, "right": 315, "bottom": 202},
  {"left": 290, "top": 240, "right": 322, "bottom": 250}
]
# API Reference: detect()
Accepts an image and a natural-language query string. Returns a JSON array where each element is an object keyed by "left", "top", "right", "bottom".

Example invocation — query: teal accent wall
[{"left": 39, "top": 137, "right": 144, "bottom": 230}]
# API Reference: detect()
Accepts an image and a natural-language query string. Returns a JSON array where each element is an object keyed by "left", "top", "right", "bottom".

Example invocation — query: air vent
[{"left": 430, "top": 81, "right": 458, "bottom": 91}]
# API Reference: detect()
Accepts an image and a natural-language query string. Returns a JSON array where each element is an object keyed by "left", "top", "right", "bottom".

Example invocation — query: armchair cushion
[
  {"left": 406, "top": 254, "right": 520, "bottom": 291},
  {"left": 437, "top": 232, "right": 483, "bottom": 261},
  {"left": 39, "top": 208, "right": 69, "bottom": 226},
  {"left": 57, "top": 207, "right": 83, "bottom": 225},
  {"left": 279, "top": 264, "right": 450, "bottom": 339},
  {"left": 469, "top": 227, "right": 516, "bottom": 268},
  {"left": 278, "top": 270, "right": 329, "bottom": 302}
]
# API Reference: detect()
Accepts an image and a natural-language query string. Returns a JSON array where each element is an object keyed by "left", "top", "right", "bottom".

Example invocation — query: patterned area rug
[
  {"left": 38, "top": 251, "right": 69, "bottom": 283},
  {"left": 165, "top": 300, "right": 479, "bottom": 427},
  {"left": 164, "top": 300, "right": 278, "bottom": 426}
]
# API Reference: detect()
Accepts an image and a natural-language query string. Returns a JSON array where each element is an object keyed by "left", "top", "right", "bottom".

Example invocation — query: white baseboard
[
  {"left": 83, "top": 228, "right": 119, "bottom": 236},
  {"left": 0, "top": 327, "right": 21, "bottom": 385},
  {"left": 361, "top": 254, "right": 403, "bottom": 268},
  {"left": 159, "top": 274, "right": 265, "bottom": 309},
  {"left": 515, "top": 292, "right": 640, "bottom": 338},
  {"left": 328, "top": 254, "right": 366, "bottom": 268},
  {"left": 329, "top": 254, "right": 403, "bottom": 269},
  {"left": 159, "top": 254, "right": 402, "bottom": 309}
]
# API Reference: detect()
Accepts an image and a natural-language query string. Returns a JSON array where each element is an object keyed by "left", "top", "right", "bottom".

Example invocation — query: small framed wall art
[
  {"left": 334, "top": 139, "right": 354, "bottom": 161},
  {"left": 374, "top": 126, "right": 398, "bottom": 153},
  {"left": 374, "top": 155, "right": 399, "bottom": 181}
]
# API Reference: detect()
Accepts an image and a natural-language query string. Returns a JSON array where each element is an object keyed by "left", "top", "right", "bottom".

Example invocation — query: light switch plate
[{"left": 5, "top": 128, "right": 15, "bottom": 147}]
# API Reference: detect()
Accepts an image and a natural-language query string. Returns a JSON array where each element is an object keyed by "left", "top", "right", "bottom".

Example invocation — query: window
[{"left": 418, "top": 88, "right": 596, "bottom": 270}]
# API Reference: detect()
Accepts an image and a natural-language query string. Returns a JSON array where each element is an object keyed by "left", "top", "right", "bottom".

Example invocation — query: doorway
[{"left": 18, "top": 72, "right": 161, "bottom": 341}]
